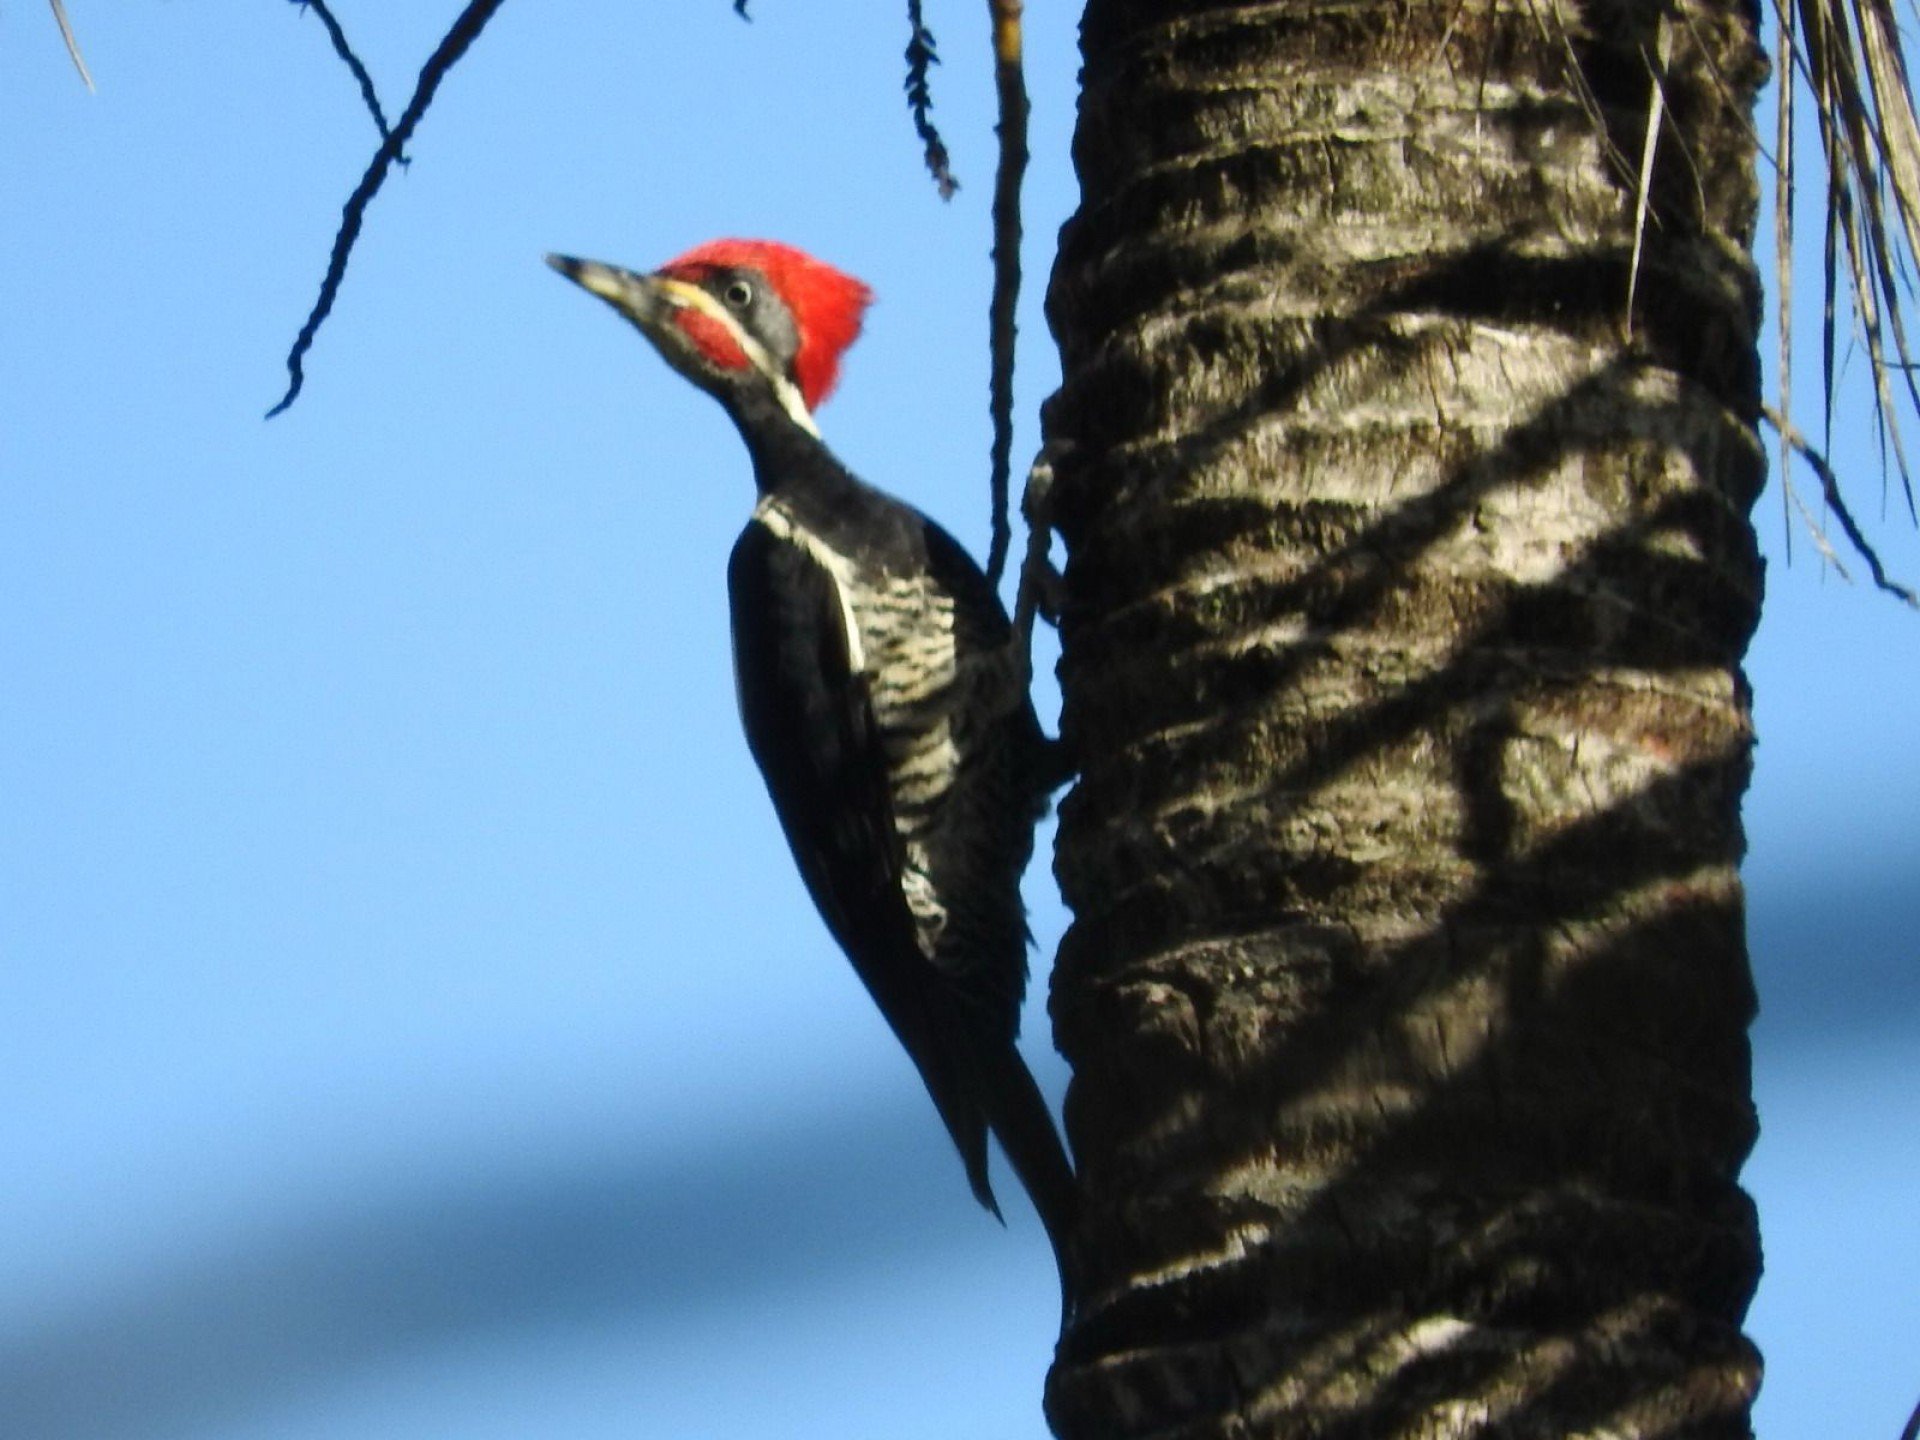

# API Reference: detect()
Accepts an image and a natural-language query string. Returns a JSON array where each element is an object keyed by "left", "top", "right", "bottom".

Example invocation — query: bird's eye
[{"left": 723, "top": 279, "right": 754, "bottom": 309}]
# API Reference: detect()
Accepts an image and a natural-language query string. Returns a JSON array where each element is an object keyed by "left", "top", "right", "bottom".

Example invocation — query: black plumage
[{"left": 548, "top": 243, "right": 1075, "bottom": 1292}]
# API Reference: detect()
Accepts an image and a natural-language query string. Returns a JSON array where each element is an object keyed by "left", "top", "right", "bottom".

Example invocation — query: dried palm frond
[
  {"left": 904, "top": 0, "right": 959, "bottom": 199},
  {"left": 1777, "top": 0, "right": 1920, "bottom": 601},
  {"left": 51, "top": 0, "right": 94, "bottom": 90}
]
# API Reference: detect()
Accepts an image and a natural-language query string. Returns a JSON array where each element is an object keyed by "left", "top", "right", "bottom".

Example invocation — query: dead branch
[
  {"left": 269, "top": 0, "right": 511, "bottom": 417},
  {"left": 983, "top": 0, "right": 1028, "bottom": 587},
  {"left": 292, "top": 0, "right": 401, "bottom": 151}
]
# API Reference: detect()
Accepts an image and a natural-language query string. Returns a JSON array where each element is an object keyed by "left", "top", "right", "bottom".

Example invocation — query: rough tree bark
[{"left": 1039, "top": 0, "right": 1768, "bottom": 1434}]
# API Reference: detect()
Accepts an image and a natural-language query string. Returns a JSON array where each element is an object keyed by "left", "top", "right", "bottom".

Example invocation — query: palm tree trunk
[{"left": 1041, "top": 0, "right": 1768, "bottom": 1434}]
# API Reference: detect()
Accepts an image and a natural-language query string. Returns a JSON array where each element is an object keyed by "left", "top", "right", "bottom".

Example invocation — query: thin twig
[
  {"left": 1764, "top": 405, "right": 1920, "bottom": 604},
  {"left": 1677, "top": 3, "right": 1779, "bottom": 175},
  {"left": 292, "top": 0, "right": 401, "bottom": 151},
  {"left": 269, "top": 0, "right": 512, "bottom": 418},
  {"left": 1519, "top": 0, "right": 1638, "bottom": 188},
  {"left": 984, "top": 0, "right": 1029, "bottom": 588},
  {"left": 49, "top": 0, "right": 93, "bottom": 91}
]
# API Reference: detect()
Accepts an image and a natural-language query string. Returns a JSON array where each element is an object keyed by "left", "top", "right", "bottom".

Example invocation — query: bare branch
[
  {"left": 269, "top": 0, "right": 512, "bottom": 418},
  {"left": 291, "top": 0, "right": 402, "bottom": 152},
  {"left": 984, "top": 0, "right": 1029, "bottom": 588}
]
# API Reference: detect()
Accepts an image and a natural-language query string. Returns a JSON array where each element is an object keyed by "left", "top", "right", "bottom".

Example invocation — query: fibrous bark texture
[{"left": 1041, "top": 0, "right": 1767, "bottom": 1435}]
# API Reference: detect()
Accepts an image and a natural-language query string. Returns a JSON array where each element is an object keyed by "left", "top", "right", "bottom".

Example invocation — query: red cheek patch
[
  {"left": 658, "top": 241, "right": 872, "bottom": 411},
  {"left": 672, "top": 309, "right": 750, "bottom": 373}
]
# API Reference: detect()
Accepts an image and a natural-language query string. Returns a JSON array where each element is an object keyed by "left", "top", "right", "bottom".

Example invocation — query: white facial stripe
[{"left": 655, "top": 277, "right": 820, "bottom": 438}]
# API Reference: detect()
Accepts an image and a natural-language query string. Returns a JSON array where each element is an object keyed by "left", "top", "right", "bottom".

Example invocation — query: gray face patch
[
  {"left": 646, "top": 272, "right": 819, "bottom": 436},
  {"left": 707, "top": 267, "right": 802, "bottom": 377}
]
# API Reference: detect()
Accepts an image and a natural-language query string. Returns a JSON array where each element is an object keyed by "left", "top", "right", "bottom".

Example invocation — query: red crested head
[{"left": 655, "top": 239, "right": 873, "bottom": 412}]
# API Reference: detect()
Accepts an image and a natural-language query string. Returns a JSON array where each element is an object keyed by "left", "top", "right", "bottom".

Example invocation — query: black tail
[
  {"left": 979, "top": 1040, "right": 1078, "bottom": 1309},
  {"left": 893, "top": 985, "right": 1078, "bottom": 1309}
]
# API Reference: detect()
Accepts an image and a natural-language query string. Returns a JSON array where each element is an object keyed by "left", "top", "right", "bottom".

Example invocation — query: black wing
[
  {"left": 728, "top": 516, "right": 906, "bottom": 959},
  {"left": 726, "top": 517, "right": 999, "bottom": 1213}
]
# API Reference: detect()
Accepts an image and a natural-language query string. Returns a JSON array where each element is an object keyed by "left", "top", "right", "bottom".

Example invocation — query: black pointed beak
[{"left": 545, "top": 253, "right": 662, "bottom": 317}]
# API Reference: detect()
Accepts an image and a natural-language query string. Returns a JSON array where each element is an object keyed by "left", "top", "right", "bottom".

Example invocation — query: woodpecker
[{"left": 547, "top": 240, "right": 1075, "bottom": 1285}]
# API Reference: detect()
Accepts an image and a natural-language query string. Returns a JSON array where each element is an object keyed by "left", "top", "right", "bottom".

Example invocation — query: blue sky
[{"left": 3, "top": 5, "right": 1916, "bottom": 1437}]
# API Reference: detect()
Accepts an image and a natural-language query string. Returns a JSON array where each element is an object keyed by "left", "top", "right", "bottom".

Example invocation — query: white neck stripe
[{"left": 656, "top": 277, "right": 822, "bottom": 438}]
